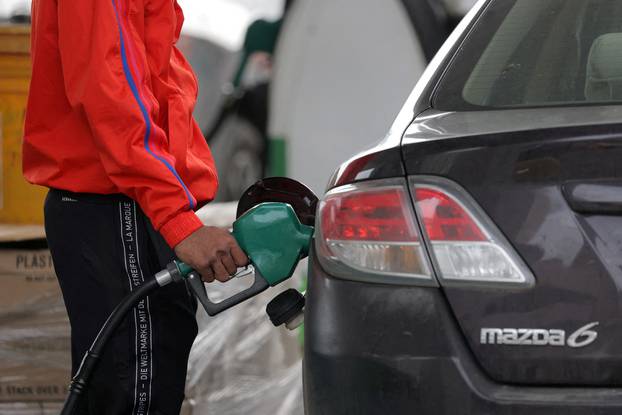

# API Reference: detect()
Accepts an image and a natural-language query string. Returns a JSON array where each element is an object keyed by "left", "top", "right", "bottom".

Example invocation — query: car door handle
[{"left": 562, "top": 180, "right": 622, "bottom": 214}]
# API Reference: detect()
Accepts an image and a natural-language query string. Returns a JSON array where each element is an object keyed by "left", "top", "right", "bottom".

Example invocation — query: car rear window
[{"left": 434, "top": 0, "right": 622, "bottom": 110}]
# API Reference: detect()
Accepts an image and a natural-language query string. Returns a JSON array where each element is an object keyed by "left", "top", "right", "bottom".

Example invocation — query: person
[
  {"left": 22, "top": 1, "right": 248, "bottom": 414},
  {"left": 232, "top": 0, "right": 296, "bottom": 89}
]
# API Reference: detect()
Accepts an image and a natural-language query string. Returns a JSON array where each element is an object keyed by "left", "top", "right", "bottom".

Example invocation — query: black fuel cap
[{"left": 266, "top": 289, "right": 305, "bottom": 327}]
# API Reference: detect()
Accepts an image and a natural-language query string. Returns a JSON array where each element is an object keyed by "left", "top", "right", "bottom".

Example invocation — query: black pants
[{"left": 45, "top": 190, "right": 198, "bottom": 415}]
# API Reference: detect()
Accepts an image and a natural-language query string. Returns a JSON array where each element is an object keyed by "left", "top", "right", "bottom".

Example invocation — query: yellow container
[{"left": 0, "top": 25, "right": 46, "bottom": 225}]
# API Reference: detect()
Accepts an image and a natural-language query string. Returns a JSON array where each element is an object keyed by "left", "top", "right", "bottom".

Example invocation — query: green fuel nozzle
[
  {"left": 161, "top": 202, "right": 314, "bottom": 316},
  {"left": 232, "top": 202, "right": 314, "bottom": 285}
]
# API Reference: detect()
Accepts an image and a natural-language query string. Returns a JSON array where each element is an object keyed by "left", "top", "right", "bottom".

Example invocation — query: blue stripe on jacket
[{"left": 111, "top": 0, "right": 197, "bottom": 210}]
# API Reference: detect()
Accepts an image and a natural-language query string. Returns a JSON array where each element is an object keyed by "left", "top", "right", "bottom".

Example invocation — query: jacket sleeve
[{"left": 56, "top": 0, "right": 205, "bottom": 247}]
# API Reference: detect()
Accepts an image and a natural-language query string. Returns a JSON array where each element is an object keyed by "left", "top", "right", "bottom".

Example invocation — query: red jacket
[{"left": 23, "top": 0, "right": 218, "bottom": 248}]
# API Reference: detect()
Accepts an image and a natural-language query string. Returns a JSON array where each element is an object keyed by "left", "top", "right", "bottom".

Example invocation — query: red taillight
[
  {"left": 317, "top": 177, "right": 534, "bottom": 287},
  {"left": 321, "top": 188, "right": 417, "bottom": 242},
  {"left": 317, "top": 180, "right": 433, "bottom": 282},
  {"left": 415, "top": 188, "right": 486, "bottom": 242},
  {"left": 412, "top": 179, "right": 534, "bottom": 287}
]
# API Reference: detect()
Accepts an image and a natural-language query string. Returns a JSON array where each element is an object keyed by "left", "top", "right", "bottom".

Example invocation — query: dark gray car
[{"left": 304, "top": 0, "right": 622, "bottom": 413}]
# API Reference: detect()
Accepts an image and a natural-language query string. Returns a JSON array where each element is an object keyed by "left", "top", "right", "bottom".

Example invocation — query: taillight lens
[
  {"left": 316, "top": 177, "right": 534, "bottom": 288},
  {"left": 317, "top": 180, "right": 433, "bottom": 283},
  {"left": 412, "top": 178, "right": 534, "bottom": 286},
  {"left": 415, "top": 188, "right": 486, "bottom": 242}
]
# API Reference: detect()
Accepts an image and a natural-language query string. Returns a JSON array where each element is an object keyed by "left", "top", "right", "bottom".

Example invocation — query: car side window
[{"left": 435, "top": 0, "right": 622, "bottom": 110}]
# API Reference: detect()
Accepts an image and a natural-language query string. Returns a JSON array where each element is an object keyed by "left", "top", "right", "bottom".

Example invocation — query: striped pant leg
[{"left": 45, "top": 191, "right": 197, "bottom": 415}]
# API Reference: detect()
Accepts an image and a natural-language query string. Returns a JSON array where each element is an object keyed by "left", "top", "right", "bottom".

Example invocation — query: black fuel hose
[{"left": 60, "top": 277, "right": 161, "bottom": 415}]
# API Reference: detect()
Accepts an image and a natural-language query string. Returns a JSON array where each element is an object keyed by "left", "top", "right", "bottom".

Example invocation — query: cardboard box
[{"left": 0, "top": 247, "right": 70, "bottom": 403}]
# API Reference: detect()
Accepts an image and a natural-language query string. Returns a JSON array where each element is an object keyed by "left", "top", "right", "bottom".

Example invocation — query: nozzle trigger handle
[{"left": 186, "top": 268, "right": 270, "bottom": 316}]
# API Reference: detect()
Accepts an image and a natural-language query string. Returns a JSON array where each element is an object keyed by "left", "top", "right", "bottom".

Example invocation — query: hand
[{"left": 174, "top": 226, "right": 249, "bottom": 283}]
